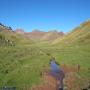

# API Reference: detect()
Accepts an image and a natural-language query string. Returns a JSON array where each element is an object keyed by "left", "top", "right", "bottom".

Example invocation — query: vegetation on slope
[
  {"left": 52, "top": 20, "right": 90, "bottom": 45},
  {"left": 0, "top": 20, "right": 90, "bottom": 89},
  {"left": 0, "top": 23, "right": 33, "bottom": 46}
]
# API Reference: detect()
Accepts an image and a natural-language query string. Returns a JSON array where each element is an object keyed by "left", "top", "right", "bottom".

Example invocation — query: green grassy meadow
[
  {"left": 0, "top": 42, "right": 90, "bottom": 89},
  {"left": 0, "top": 20, "right": 90, "bottom": 89}
]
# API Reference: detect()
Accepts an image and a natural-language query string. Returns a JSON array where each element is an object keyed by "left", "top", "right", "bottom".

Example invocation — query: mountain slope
[
  {"left": 0, "top": 24, "right": 33, "bottom": 46},
  {"left": 15, "top": 29, "right": 64, "bottom": 42},
  {"left": 25, "top": 30, "right": 46, "bottom": 41},
  {"left": 0, "top": 20, "right": 90, "bottom": 89},
  {"left": 52, "top": 20, "right": 90, "bottom": 45},
  {"left": 41, "top": 31, "right": 64, "bottom": 41}
]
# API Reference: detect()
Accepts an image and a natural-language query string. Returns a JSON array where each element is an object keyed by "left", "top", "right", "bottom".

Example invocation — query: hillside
[
  {"left": 40, "top": 30, "right": 64, "bottom": 41},
  {"left": 52, "top": 20, "right": 90, "bottom": 45},
  {"left": 15, "top": 29, "right": 64, "bottom": 42},
  {"left": 0, "top": 23, "right": 33, "bottom": 46},
  {"left": 0, "top": 20, "right": 90, "bottom": 90},
  {"left": 25, "top": 30, "right": 46, "bottom": 41}
]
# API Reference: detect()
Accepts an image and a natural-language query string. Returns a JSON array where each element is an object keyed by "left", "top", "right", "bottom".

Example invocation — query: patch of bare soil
[{"left": 30, "top": 65, "right": 89, "bottom": 90}]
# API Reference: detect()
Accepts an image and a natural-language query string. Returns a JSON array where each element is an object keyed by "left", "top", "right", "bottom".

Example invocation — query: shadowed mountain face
[{"left": 15, "top": 29, "right": 64, "bottom": 41}]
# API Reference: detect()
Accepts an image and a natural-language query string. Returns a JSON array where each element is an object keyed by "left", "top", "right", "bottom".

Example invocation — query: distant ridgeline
[
  {"left": 0, "top": 22, "right": 15, "bottom": 46},
  {"left": 0, "top": 22, "right": 12, "bottom": 31}
]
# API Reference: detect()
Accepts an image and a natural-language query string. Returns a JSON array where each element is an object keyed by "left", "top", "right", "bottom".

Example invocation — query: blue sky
[{"left": 0, "top": 0, "right": 90, "bottom": 32}]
